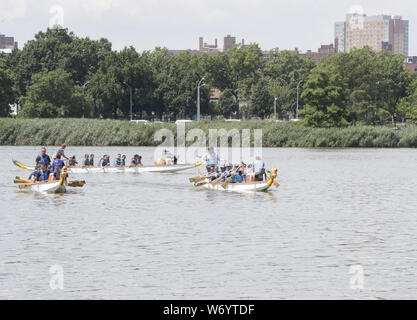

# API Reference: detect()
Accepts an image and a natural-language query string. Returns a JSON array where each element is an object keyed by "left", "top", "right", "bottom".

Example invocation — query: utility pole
[{"left": 197, "top": 78, "right": 205, "bottom": 121}]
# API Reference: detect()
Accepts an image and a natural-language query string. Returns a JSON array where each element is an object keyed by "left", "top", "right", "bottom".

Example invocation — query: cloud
[{"left": 0, "top": 0, "right": 28, "bottom": 22}]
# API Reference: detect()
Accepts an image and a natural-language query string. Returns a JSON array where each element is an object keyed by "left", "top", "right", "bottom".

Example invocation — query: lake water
[{"left": 1, "top": 146, "right": 417, "bottom": 299}]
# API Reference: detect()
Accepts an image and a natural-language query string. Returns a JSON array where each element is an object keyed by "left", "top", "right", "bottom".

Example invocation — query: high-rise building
[
  {"left": 223, "top": 35, "right": 236, "bottom": 51},
  {"left": 0, "top": 34, "right": 18, "bottom": 49},
  {"left": 335, "top": 14, "right": 409, "bottom": 56}
]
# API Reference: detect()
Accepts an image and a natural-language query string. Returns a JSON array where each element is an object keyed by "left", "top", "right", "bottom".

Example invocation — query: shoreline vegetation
[{"left": 0, "top": 118, "right": 416, "bottom": 148}]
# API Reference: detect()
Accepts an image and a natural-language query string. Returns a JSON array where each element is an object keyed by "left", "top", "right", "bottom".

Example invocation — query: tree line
[{"left": 0, "top": 27, "right": 417, "bottom": 127}]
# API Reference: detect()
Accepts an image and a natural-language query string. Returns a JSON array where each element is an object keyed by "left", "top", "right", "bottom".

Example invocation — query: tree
[
  {"left": 300, "top": 66, "right": 349, "bottom": 127},
  {"left": 398, "top": 78, "right": 417, "bottom": 123},
  {"left": 8, "top": 28, "right": 111, "bottom": 98},
  {"left": 216, "top": 89, "right": 239, "bottom": 118},
  {"left": 0, "top": 58, "right": 14, "bottom": 117},
  {"left": 19, "top": 69, "right": 84, "bottom": 118},
  {"left": 249, "top": 78, "right": 274, "bottom": 119}
]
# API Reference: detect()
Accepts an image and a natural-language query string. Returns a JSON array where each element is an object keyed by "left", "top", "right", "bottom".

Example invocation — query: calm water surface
[{"left": 0, "top": 146, "right": 417, "bottom": 299}]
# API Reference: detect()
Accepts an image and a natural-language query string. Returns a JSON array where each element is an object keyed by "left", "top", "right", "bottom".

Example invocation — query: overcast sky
[{"left": 1, "top": 0, "right": 415, "bottom": 55}]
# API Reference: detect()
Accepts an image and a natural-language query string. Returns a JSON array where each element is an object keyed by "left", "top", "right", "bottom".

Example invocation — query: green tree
[
  {"left": 0, "top": 58, "right": 14, "bottom": 117},
  {"left": 398, "top": 78, "right": 417, "bottom": 123},
  {"left": 300, "top": 66, "right": 349, "bottom": 127},
  {"left": 249, "top": 78, "right": 274, "bottom": 119},
  {"left": 216, "top": 89, "right": 239, "bottom": 118},
  {"left": 19, "top": 69, "right": 84, "bottom": 118}
]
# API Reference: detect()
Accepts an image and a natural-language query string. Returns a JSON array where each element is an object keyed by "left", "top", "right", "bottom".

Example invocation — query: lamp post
[
  {"left": 296, "top": 80, "right": 303, "bottom": 119},
  {"left": 274, "top": 97, "right": 277, "bottom": 120},
  {"left": 197, "top": 78, "right": 205, "bottom": 121}
]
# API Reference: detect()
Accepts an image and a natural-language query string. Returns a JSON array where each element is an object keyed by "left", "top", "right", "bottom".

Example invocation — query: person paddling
[
  {"left": 253, "top": 156, "right": 266, "bottom": 181},
  {"left": 68, "top": 155, "right": 78, "bottom": 167},
  {"left": 203, "top": 147, "right": 220, "bottom": 173},
  {"left": 51, "top": 154, "right": 65, "bottom": 179},
  {"left": 82, "top": 154, "right": 90, "bottom": 168},
  {"left": 89, "top": 154, "right": 95, "bottom": 166},
  {"left": 99, "top": 155, "right": 110, "bottom": 168},
  {"left": 121, "top": 155, "right": 126, "bottom": 167},
  {"left": 31, "top": 161, "right": 52, "bottom": 182},
  {"left": 35, "top": 147, "right": 51, "bottom": 169},
  {"left": 56, "top": 144, "right": 69, "bottom": 160},
  {"left": 114, "top": 154, "right": 122, "bottom": 167}
]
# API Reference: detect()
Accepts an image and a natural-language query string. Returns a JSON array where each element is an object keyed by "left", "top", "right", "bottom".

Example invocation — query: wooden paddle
[
  {"left": 221, "top": 165, "right": 243, "bottom": 189},
  {"left": 14, "top": 176, "right": 32, "bottom": 184},
  {"left": 68, "top": 180, "right": 86, "bottom": 188}
]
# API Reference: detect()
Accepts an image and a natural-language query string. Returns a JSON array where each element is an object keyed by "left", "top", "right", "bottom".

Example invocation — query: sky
[{"left": 0, "top": 0, "right": 416, "bottom": 55}]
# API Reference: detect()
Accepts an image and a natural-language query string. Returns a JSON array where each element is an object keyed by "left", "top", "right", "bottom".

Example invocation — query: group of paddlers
[
  {"left": 29, "top": 145, "right": 70, "bottom": 183},
  {"left": 201, "top": 147, "right": 266, "bottom": 184}
]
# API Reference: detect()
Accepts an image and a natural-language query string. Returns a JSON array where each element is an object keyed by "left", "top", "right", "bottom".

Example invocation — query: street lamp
[
  {"left": 197, "top": 78, "right": 205, "bottom": 121},
  {"left": 274, "top": 97, "right": 277, "bottom": 120},
  {"left": 123, "top": 83, "right": 133, "bottom": 121},
  {"left": 296, "top": 80, "right": 303, "bottom": 119}
]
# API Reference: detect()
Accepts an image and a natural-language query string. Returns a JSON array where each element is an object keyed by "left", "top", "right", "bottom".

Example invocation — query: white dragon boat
[
  {"left": 192, "top": 168, "right": 279, "bottom": 193},
  {"left": 13, "top": 160, "right": 201, "bottom": 174}
]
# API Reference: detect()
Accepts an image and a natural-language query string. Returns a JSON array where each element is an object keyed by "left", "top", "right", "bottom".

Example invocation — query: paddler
[
  {"left": 121, "top": 155, "right": 126, "bottom": 167},
  {"left": 99, "top": 155, "right": 110, "bottom": 168},
  {"left": 31, "top": 161, "right": 52, "bottom": 182},
  {"left": 253, "top": 156, "right": 266, "bottom": 181},
  {"left": 82, "top": 154, "right": 90, "bottom": 168},
  {"left": 35, "top": 147, "right": 51, "bottom": 169},
  {"left": 56, "top": 144, "right": 69, "bottom": 160},
  {"left": 51, "top": 154, "right": 65, "bottom": 179},
  {"left": 114, "top": 154, "right": 122, "bottom": 167},
  {"left": 89, "top": 154, "right": 95, "bottom": 166},
  {"left": 203, "top": 147, "right": 220, "bottom": 173},
  {"left": 68, "top": 155, "right": 78, "bottom": 167}
]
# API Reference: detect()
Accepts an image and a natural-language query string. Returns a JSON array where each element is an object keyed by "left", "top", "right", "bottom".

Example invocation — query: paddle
[
  {"left": 14, "top": 176, "right": 32, "bottom": 184},
  {"left": 13, "top": 160, "right": 30, "bottom": 170},
  {"left": 68, "top": 180, "right": 86, "bottom": 188},
  {"left": 221, "top": 165, "right": 243, "bottom": 189}
]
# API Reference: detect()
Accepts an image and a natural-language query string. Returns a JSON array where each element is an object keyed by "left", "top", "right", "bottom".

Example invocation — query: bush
[{"left": 0, "top": 118, "right": 416, "bottom": 147}]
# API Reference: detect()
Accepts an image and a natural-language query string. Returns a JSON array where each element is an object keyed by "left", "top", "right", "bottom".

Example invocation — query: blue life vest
[
  {"left": 100, "top": 159, "right": 109, "bottom": 166},
  {"left": 121, "top": 159, "right": 126, "bottom": 166},
  {"left": 83, "top": 159, "right": 89, "bottom": 166},
  {"left": 36, "top": 154, "right": 51, "bottom": 167},
  {"left": 52, "top": 159, "right": 65, "bottom": 173},
  {"left": 57, "top": 148, "right": 65, "bottom": 156},
  {"left": 114, "top": 159, "right": 122, "bottom": 166},
  {"left": 37, "top": 169, "right": 51, "bottom": 182}
]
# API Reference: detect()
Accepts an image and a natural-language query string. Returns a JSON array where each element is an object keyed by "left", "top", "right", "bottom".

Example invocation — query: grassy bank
[{"left": 0, "top": 118, "right": 417, "bottom": 148}]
